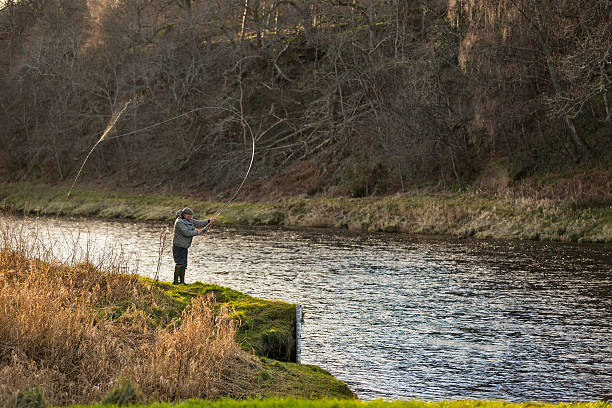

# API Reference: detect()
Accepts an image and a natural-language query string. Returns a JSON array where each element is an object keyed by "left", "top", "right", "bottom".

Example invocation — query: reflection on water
[{"left": 7, "top": 216, "right": 612, "bottom": 401}]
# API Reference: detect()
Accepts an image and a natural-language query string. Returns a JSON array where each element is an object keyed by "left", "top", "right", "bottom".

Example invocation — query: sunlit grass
[
  {"left": 67, "top": 398, "right": 612, "bottom": 408},
  {"left": 0, "top": 182, "right": 610, "bottom": 243}
]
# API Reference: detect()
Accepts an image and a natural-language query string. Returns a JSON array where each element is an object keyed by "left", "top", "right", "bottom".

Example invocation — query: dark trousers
[{"left": 172, "top": 245, "right": 188, "bottom": 284}]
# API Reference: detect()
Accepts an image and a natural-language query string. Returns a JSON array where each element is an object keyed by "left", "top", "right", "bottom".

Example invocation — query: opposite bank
[{"left": 0, "top": 183, "right": 610, "bottom": 244}]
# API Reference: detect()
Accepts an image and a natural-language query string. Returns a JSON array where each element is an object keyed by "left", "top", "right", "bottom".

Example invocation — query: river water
[{"left": 10, "top": 216, "right": 612, "bottom": 401}]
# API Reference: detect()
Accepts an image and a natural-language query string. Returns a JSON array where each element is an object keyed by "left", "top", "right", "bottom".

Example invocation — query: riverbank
[
  {"left": 1, "top": 183, "right": 610, "bottom": 243},
  {"left": 40, "top": 395, "right": 612, "bottom": 408},
  {"left": 0, "top": 230, "right": 354, "bottom": 406},
  {"left": 140, "top": 278, "right": 298, "bottom": 362}
]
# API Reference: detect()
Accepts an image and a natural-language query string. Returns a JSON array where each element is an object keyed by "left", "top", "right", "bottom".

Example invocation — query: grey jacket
[{"left": 172, "top": 209, "right": 212, "bottom": 248}]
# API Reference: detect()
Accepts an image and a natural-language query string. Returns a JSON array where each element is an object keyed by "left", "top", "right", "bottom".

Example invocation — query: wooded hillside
[{"left": 1, "top": 0, "right": 610, "bottom": 199}]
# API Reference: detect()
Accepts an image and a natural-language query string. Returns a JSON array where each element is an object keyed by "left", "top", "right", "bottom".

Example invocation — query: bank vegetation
[
  {"left": 1, "top": 183, "right": 610, "bottom": 243},
  {"left": 0, "top": 219, "right": 354, "bottom": 406}
]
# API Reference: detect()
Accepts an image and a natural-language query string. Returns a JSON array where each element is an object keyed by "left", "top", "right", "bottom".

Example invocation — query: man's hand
[
  {"left": 197, "top": 228, "right": 204, "bottom": 235},
  {"left": 210, "top": 217, "right": 217, "bottom": 223}
]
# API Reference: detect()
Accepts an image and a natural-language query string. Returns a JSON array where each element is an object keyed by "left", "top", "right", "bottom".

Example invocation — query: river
[{"left": 10, "top": 216, "right": 612, "bottom": 401}]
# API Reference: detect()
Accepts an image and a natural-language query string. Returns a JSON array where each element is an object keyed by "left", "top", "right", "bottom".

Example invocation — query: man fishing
[{"left": 172, "top": 207, "right": 216, "bottom": 285}]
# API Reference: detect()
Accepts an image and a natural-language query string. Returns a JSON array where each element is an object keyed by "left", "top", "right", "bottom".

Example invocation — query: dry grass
[
  {"left": 1, "top": 180, "right": 609, "bottom": 246},
  {"left": 504, "top": 169, "right": 612, "bottom": 205},
  {"left": 133, "top": 296, "right": 250, "bottom": 401},
  {"left": 0, "top": 217, "right": 253, "bottom": 406}
]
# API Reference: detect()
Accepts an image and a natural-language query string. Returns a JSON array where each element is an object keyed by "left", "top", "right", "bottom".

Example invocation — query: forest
[{"left": 0, "top": 0, "right": 610, "bottom": 199}]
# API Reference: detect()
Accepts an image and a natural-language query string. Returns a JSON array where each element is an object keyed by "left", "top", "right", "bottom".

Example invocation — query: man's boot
[
  {"left": 179, "top": 267, "right": 186, "bottom": 285},
  {"left": 173, "top": 265, "right": 181, "bottom": 285}
]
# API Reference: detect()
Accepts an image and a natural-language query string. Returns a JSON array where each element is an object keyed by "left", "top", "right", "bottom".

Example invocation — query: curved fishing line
[
  {"left": 104, "top": 105, "right": 256, "bottom": 218},
  {"left": 102, "top": 107, "right": 208, "bottom": 143},
  {"left": 213, "top": 132, "right": 255, "bottom": 218},
  {"left": 102, "top": 106, "right": 247, "bottom": 143},
  {"left": 66, "top": 100, "right": 132, "bottom": 199},
  {"left": 201, "top": 129, "right": 254, "bottom": 235},
  {"left": 67, "top": 104, "right": 256, "bottom": 221}
]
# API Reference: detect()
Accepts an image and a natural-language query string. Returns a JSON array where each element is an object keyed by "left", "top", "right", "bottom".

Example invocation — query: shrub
[
  {"left": 4, "top": 387, "right": 48, "bottom": 408},
  {"left": 101, "top": 379, "right": 144, "bottom": 406}
]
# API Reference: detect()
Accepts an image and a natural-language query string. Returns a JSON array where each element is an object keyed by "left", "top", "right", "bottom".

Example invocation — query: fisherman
[{"left": 172, "top": 207, "right": 216, "bottom": 285}]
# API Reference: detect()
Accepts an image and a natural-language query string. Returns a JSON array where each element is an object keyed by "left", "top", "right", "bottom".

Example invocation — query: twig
[{"left": 155, "top": 228, "right": 167, "bottom": 286}]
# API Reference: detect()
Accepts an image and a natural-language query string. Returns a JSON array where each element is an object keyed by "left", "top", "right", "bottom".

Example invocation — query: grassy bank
[
  {"left": 67, "top": 398, "right": 612, "bottom": 408},
  {"left": 141, "top": 279, "right": 298, "bottom": 362},
  {"left": 0, "top": 223, "right": 353, "bottom": 406},
  {"left": 1, "top": 183, "right": 610, "bottom": 243}
]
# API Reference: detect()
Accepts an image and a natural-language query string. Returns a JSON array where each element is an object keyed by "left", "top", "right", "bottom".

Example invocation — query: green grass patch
[
  {"left": 67, "top": 398, "right": 611, "bottom": 408},
  {"left": 138, "top": 278, "right": 297, "bottom": 362},
  {"left": 250, "top": 360, "right": 354, "bottom": 399}
]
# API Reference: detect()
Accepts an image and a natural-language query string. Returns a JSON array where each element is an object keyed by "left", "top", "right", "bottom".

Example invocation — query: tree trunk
[
  {"left": 368, "top": 0, "right": 375, "bottom": 51},
  {"left": 541, "top": 42, "right": 590, "bottom": 158},
  {"left": 240, "top": 0, "right": 249, "bottom": 41},
  {"left": 532, "top": 2, "right": 590, "bottom": 158}
]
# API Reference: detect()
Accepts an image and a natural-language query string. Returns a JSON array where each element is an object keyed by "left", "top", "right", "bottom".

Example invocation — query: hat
[{"left": 182, "top": 207, "right": 194, "bottom": 215}]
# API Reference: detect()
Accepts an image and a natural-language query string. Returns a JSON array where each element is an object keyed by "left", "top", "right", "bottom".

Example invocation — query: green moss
[
  {"left": 253, "top": 359, "right": 355, "bottom": 399},
  {"left": 93, "top": 289, "right": 184, "bottom": 329},
  {"left": 88, "top": 276, "right": 298, "bottom": 361},
  {"left": 139, "top": 278, "right": 297, "bottom": 362},
  {"left": 108, "top": 279, "right": 347, "bottom": 399}
]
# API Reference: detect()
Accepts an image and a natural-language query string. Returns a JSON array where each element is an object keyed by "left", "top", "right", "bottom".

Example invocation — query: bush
[
  {"left": 101, "top": 379, "right": 144, "bottom": 406},
  {"left": 4, "top": 387, "right": 48, "bottom": 408}
]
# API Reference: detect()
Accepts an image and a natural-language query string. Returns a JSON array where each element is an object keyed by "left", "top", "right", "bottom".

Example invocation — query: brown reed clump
[
  {"left": 132, "top": 296, "right": 247, "bottom": 400},
  {"left": 0, "top": 220, "right": 251, "bottom": 406}
]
